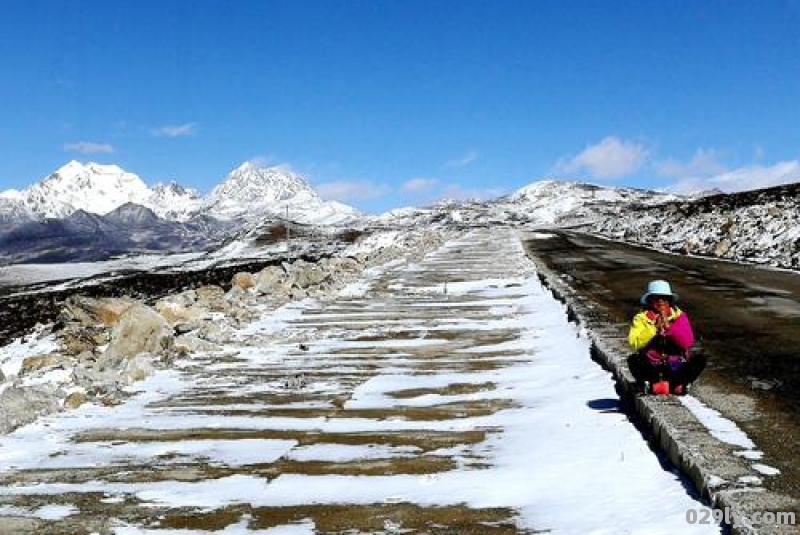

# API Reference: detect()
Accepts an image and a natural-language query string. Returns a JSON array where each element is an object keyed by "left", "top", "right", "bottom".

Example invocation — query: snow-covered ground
[{"left": 0, "top": 228, "right": 731, "bottom": 534}]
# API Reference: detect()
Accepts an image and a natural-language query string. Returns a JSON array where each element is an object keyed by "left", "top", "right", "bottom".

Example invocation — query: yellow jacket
[{"left": 628, "top": 307, "right": 686, "bottom": 352}]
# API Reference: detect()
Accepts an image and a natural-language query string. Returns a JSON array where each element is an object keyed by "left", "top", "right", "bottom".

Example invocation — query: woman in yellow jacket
[{"left": 628, "top": 280, "right": 706, "bottom": 395}]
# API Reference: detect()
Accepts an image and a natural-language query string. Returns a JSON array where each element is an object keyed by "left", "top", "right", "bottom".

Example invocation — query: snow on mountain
[
  {"left": 0, "top": 190, "right": 32, "bottom": 225},
  {"left": 20, "top": 161, "right": 153, "bottom": 220},
  {"left": 373, "top": 179, "right": 684, "bottom": 230},
  {"left": 502, "top": 179, "right": 681, "bottom": 225},
  {"left": 590, "top": 181, "right": 800, "bottom": 270},
  {"left": 203, "top": 162, "right": 359, "bottom": 224},
  {"left": 0, "top": 161, "right": 358, "bottom": 226},
  {"left": 147, "top": 182, "right": 203, "bottom": 221}
]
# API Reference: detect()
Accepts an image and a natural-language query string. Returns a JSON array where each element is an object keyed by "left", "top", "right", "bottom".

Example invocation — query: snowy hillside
[
  {"left": 499, "top": 179, "right": 681, "bottom": 226},
  {"left": 372, "top": 180, "right": 682, "bottom": 230},
  {"left": 590, "top": 182, "right": 800, "bottom": 269}
]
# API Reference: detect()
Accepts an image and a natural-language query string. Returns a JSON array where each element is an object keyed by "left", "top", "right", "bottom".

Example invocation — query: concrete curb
[{"left": 528, "top": 250, "right": 797, "bottom": 535}]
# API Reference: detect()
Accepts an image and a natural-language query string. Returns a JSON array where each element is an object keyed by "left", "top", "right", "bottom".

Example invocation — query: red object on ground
[{"left": 652, "top": 381, "right": 671, "bottom": 395}]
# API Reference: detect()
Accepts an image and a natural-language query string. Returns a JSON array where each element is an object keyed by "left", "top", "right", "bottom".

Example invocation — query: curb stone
[{"left": 526, "top": 246, "right": 798, "bottom": 535}]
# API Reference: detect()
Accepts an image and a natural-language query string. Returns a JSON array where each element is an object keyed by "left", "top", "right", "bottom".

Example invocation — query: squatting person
[{"left": 628, "top": 280, "right": 706, "bottom": 395}]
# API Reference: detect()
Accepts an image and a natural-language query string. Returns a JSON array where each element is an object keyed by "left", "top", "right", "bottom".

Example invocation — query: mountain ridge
[{"left": 0, "top": 161, "right": 358, "bottom": 226}]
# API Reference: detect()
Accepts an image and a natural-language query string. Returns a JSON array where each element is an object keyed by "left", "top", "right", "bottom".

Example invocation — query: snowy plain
[{"left": 0, "top": 229, "right": 739, "bottom": 534}]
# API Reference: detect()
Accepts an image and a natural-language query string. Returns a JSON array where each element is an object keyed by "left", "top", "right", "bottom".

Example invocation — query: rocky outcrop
[
  {"left": 0, "top": 250, "right": 372, "bottom": 432},
  {"left": 0, "top": 228, "right": 455, "bottom": 437},
  {"left": 60, "top": 296, "right": 137, "bottom": 327},
  {"left": 0, "top": 384, "right": 62, "bottom": 435},
  {"left": 590, "top": 183, "right": 800, "bottom": 270}
]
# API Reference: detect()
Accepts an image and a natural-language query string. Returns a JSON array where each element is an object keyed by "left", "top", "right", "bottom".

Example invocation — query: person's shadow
[{"left": 586, "top": 398, "right": 624, "bottom": 414}]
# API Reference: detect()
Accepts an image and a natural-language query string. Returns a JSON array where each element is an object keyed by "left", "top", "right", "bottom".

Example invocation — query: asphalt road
[{"left": 523, "top": 230, "right": 800, "bottom": 498}]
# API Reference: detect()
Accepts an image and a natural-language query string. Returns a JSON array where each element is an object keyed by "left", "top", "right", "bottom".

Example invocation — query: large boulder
[
  {"left": 20, "top": 354, "right": 72, "bottom": 376},
  {"left": 155, "top": 299, "right": 208, "bottom": 327},
  {"left": 61, "top": 296, "right": 137, "bottom": 327},
  {"left": 195, "top": 285, "right": 225, "bottom": 301},
  {"left": 255, "top": 266, "right": 287, "bottom": 294},
  {"left": 121, "top": 353, "right": 156, "bottom": 382},
  {"left": 231, "top": 272, "right": 257, "bottom": 291},
  {"left": 0, "top": 384, "right": 62, "bottom": 435},
  {"left": 59, "top": 324, "right": 109, "bottom": 356},
  {"left": 104, "top": 304, "right": 173, "bottom": 363},
  {"left": 294, "top": 265, "right": 329, "bottom": 289}
]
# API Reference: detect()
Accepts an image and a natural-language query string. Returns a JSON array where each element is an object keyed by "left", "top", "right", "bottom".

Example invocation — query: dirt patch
[
  {"left": 73, "top": 428, "right": 496, "bottom": 451},
  {"left": 387, "top": 382, "right": 497, "bottom": 399},
  {"left": 154, "top": 503, "right": 537, "bottom": 534},
  {"left": 162, "top": 398, "right": 518, "bottom": 421}
]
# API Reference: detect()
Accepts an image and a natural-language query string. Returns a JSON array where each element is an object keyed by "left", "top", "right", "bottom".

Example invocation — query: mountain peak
[
  {"left": 1, "top": 160, "right": 357, "bottom": 226},
  {"left": 234, "top": 161, "right": 259, "bottom": 173},
  {"left": 22, "top": 161, "right": 151, "bottom": 219},
  {"left": 207, "top": 163, "right": 318, "bottom": 213}
]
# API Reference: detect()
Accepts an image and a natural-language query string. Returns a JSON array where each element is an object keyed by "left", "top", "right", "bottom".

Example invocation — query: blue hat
[{"left": 640, "top": 280, "right": 679, "bottom": 305}]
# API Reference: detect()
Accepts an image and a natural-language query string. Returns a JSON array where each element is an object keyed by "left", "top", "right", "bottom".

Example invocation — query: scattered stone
[
  {"left": 283, "top": 373, "right": 307, "bottom": 390},
  {"left": 122, "top": 353, "right": 156, "bottom": 382},
  {"left": 231, "top": 272, "right": 256, "bottom": 291},
  {"left": 195, "top": 285, "right": 225, "bottom": 301},
  {"left": 20, "top": 353, "right": 69, "bottom": 376},
  {"left": 0, "top": 248, "right": 375, "bottom": 432},
  {"left": 61, "top": 296, "right": 136, "bottom": 327},
  {"left": 173, "top": 322, "right": 196, "bottom": 335},
  {"left": 155, "top": 299, "right": 207, "bottom": 327},
  {"left": 64, "top": 391, "right": 89, "bottom": 409}
]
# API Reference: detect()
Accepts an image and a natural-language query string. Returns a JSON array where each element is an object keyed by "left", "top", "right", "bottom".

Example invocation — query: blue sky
[{"left": 1, "top": 1, "right": 799, "bottom": 213}]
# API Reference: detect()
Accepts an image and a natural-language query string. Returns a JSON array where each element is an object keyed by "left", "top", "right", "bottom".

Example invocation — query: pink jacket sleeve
[{"left": 666, "top": 312, "right": 695, "bottom": 351}]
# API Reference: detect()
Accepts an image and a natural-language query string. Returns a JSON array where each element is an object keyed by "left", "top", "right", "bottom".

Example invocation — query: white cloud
[
  {"left": 445, "top": 150, "right": 479, "bottom": 168},
  {"left": 656, "top": 149, "right": 727, "bottom": 179},
  {"left": 316, "top": 180, "right": 392, "bottom": 202},
  {"left": 63, "top": 141, "right": 115, "bottom": 154},
  {"left": 666, "top": 160, "right": 800, "bottom": 194},
  {"left": 152, "top": 123, "right": 198, "bottom": 138},
  {"left": 555, "top": 136, "right": 648, "bottom": 179},
  {"left": 440, "top": 184, "right": 506, "bottom": 202},
  {"left": 402, "top": 177, "right": 439, "bottom": 194}
]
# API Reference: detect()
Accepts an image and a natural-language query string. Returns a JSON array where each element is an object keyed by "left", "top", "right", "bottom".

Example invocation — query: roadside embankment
[{"left": 522, "top": 230, "right": 798, "bottom": 535}]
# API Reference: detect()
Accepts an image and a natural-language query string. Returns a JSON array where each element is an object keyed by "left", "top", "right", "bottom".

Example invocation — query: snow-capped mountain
[
  {"left": 0, "top": 161, "right": 202, "bottom": 223},
  {"left": 0, "top": 160, "right": 358, "bottom": 226},
  {"left": 147, "top": 182, "right": 204, "bottom": 221},
  {"left": 13, "top": 161, "right": 153, "bottom": 220},
  {"left": 203, "top": 163, "right": 358, "bottom": 224},
  {"left": 4, "top": 159, "right": 798, "bottom": 273},
  {"left": 0, "top": 160, "right": 360, "bottom": 265}
]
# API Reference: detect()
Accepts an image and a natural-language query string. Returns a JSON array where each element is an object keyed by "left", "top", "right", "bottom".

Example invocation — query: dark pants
[{"left": 628, "top": 351, "right": 707, "bottom": 386}]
